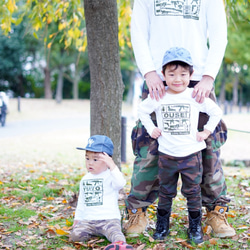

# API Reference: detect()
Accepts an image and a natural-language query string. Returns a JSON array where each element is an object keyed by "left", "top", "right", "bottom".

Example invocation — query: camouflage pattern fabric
[
  {"left": 125, "top": 81, "right": 230, "bottom": 211},
  {"left": 70, "top": 219, "right": 125, "bottom": 243},
  {"left": 158, "top": 151, "right": 202, "bottom": 211}
]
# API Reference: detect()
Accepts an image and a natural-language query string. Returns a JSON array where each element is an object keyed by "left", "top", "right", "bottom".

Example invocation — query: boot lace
[
  {"left": 207, "top": 210, "right": 229, "bottom": 226},
  {"left": 124, "top": 211, "right": 143, "bottom": 229}
]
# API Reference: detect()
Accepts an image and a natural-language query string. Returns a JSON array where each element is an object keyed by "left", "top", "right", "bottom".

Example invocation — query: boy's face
[
  {"left": 162, "top": 65, "right": 192, "bottom": 94},
  {"left": 85, "top": 151, "right": 108, "bottom": 175}
]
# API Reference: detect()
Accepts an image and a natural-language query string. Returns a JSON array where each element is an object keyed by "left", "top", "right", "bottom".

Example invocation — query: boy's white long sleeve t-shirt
[
  {"left": 74, "top": 167, "right": 126, "bottom": 221},
  {"left": 138, "top": 88, "right": 223, "bottom": 157},
  {"left": 131, "top": 0, "right": 227, "bottom": 81}
]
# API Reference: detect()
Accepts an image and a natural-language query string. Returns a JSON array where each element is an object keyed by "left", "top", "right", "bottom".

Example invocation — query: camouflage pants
[
  {"left": 70, "top": 219, "right": 125, "bottom": 243},
  {"left": 158, "top": 151, "right": 202, "bottom": 211},
  {"left": 125, "top": 81, "right": 230, "bottom": 210}
]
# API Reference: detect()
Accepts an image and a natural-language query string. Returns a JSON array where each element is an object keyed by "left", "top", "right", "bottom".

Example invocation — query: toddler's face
[
  {"left": 85, "top": 151, "right": 107, "bottom": 175},
  {"left": 163, "top": 65, "right": 191, "bottom": 94}
]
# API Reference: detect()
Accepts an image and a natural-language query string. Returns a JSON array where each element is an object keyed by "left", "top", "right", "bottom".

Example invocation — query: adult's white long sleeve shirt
[
  {"left": 74, "top": 167, "right": 126, "bottom": 221},
  {"left": 131, "top": 0, "right": 227, "bottom": 81},
  {"left": 138, "top": 88, "right": 223, "bottom": 157}
]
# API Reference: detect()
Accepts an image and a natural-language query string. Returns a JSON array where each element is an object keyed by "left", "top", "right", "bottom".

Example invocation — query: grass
[
  {"left": 0, "top": 99, "right": 250, "bottom": 249},
  {"left": 1, "top": 161, "right": 250, "bottom": 249}
]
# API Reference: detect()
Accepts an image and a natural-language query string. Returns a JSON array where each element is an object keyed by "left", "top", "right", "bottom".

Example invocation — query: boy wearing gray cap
[
  {"left": 70, "top": 135, "right": 133, "bottom": 250},
  {"left": 138, "top": 47, "right": 223, "bottom": 244}
]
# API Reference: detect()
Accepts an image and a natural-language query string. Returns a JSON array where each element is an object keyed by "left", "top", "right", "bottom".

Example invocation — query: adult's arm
[
  {"left": 131, "top": 0, "right": 165, "bottom": 99},
  {"left": 192, "top": 0, "right": 227, "bottom": 103}
]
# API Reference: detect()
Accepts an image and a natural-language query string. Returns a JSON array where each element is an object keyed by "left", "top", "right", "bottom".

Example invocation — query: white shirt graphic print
[
  {"left": 161, "top": 104, "right": 191, "bottom": 135},
  {"left": 154, "top": 0, "right": 201, "bottom": 20},
  {"left": 82, "top": 179, "right": 103, "bottom": 206}
]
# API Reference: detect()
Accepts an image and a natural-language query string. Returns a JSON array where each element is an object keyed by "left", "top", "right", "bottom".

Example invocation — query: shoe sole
[{"left": 213, "top": 232, "right": 236, "bottom": 238}]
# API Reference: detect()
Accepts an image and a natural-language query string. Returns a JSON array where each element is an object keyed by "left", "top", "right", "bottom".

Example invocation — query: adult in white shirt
[{"left": 124, "top": 0, "right": 236, "bottom": 238}]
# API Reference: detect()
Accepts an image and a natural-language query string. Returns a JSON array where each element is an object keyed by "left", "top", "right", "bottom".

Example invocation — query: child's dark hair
[{"left": 162, "top": 61, "right": 193, "bottom": 75}]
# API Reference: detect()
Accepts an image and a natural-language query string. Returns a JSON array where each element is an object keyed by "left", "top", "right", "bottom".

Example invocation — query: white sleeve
[
  {"left": 204, "top": 0, "right": 227, "bottom": 79},
  {"left": 74, "top": 179, "right": 85, "bottom": 220},
  {"left": 200, "top": 99, "right": 223, "bottom": 133},
  {"left": 131, "top": 0, "right": 155, "bottom": 77},
  {"left": 137, "top": 96, "right": 159, "bottom": 136},
  {"left": 110, "top": 167, "right": 126, "bottom": 190}
]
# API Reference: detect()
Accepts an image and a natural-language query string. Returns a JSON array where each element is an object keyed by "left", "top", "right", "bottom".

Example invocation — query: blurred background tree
[{"left": 0, "top": 0, "right": 249, "bottom": 105}]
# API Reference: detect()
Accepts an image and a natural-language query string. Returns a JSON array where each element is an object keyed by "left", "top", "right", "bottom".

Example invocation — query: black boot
[
  {"left": 187, "top": 211, "right": 203, "bottom": 244},
  {"left": 153, "top": 209, "right": 170, "bottom": 240}
]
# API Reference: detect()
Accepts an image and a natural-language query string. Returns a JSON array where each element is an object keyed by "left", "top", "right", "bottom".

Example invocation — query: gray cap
[{"left": 162, "top": 47, "right": 193, "bottom": 67}]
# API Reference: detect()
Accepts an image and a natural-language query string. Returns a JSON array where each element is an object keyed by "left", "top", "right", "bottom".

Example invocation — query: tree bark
[
  {"left": 56, "top": 65, "right": 63, "bottom": 103},
  {"left": 84, "top": 0, "right": 124, "bottom": 166},
  {"left": 44, "top": 66, "right": 52, "bottom": 99},
  {"left": 233, "top": 72, "right": 239, "bottom": 105}
]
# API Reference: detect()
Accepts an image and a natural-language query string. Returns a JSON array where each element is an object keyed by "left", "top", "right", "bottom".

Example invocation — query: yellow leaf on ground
[
  {"left": 66, "top": 219, "right": 72, "bottom": 226},
  {"left": 30, "top": 197, "right": 35, "bottom": 203},
  {"left": 56, "top": 229, "right": 69, "bottom": 235},
  {"left": 244, "top": 192, "right": 250, "bottom": 197}
]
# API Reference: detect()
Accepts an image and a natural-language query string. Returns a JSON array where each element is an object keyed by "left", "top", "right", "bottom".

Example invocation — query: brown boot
[
  {"left": 205, "top": 206, "right": 236, "bottom": 238},
  {"left": 124, "top": 208, "right": 147, "bottom": 237}
]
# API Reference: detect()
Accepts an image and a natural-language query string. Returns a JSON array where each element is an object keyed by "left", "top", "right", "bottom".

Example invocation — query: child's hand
[
  {"left": 197, "top": 129, "right": 211, "bottom": 142},
  {"left": 151, "top": 128, "right": 162, "bottom": 139},
  {"left": 99, "top": 152, "right": 117, "bottom": 171}
]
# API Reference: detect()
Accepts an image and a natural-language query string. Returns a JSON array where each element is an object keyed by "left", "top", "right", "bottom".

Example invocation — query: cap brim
[
  {"left": 76, "top": 147, "right": 104, "bottom": 153},
  {"left": 76, "top": 147, "right": 85, "bottom": 150}
]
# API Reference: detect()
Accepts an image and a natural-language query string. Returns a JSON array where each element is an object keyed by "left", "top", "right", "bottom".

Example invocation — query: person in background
[
  {"left": 70, "top": 135, "right": 133, "bottom": 250},
  {"left": 0, "top": 92, "right": 8, "bottom": 127},
  {"left": 124, "top": 0, "right": 236, "bottom": 239}
]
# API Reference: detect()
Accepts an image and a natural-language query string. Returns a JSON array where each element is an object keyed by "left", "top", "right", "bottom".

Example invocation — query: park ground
[{"left": 0, "top": 98, "right": 250, "bottom": 249}]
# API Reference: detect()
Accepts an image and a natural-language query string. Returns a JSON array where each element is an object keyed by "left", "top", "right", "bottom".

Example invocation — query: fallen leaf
[
  {"left": 30, "top": 197, "right": 36, "bottom": 203},
  {"left": 209, "top": 238, "right": 218, "bottom": 245},
  {"left": 56, "top": 229, "right": 69, "bottom": 235},
  {"left": 171, "top": 213, "right": 179, "bottom": 218},
  {"left": 136, "top": 244, "right": 146, "bottom": 250}
]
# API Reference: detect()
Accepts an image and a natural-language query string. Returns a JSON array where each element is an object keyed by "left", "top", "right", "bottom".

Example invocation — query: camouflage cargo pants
[
  {"left": 125, "top": 81, "right": 230, "bottom": 210},
  {"left": 158, "top": 151, "right": 202, "bottom": 212},
  {"left": 70, "top": 219, "right": 125, "bottom": 243}
]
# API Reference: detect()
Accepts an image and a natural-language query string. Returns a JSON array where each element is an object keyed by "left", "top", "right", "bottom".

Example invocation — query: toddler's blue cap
[
  {"left": 162, "top": 47, "right": 193, "bottom": 67},
  {"left": 77, "top": 135, "right": 114, "bottom": 156}
]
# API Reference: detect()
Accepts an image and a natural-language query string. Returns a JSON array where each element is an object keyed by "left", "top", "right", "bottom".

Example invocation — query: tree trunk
[
  {"left": 44, "top": 66, "right": 52, "bottom": 99},
  {"left": 233, "top": 72, "right": 239, "bottom": 105},
  {"left": 84, "top": 0, "right": 124, "bottom": 166},
  {"left": 17, "top": 74, "right": 25, "bottom": 97},
  {"left": 73, "top": 69, "right": 79, "bottom": 100},
  {"left": 56, "top": 65, "right": 63, "bottom": 103}
]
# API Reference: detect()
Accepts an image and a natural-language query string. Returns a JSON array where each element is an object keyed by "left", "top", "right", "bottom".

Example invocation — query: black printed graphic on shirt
[
  {"left": 82, "top": 179, "right": 103, "bottom": 206},
  {"left": 161, "top": 104, "right": 190, "bottom": 135},
  {"left": 154, "top": 0, "right": 201, "bottom": 20}
]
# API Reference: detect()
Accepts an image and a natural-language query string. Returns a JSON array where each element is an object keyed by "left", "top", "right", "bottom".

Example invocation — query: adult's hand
[
  {"left": 192, "top": 75, "right": 214, "bottom": 103},
  {"left": 144, "top": 71, "right": 165, "bottom": 101}
]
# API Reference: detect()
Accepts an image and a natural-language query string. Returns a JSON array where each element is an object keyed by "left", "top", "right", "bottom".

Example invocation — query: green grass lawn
[{"left": 0, "top": 162, "right": 249, "bottom": 250}]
